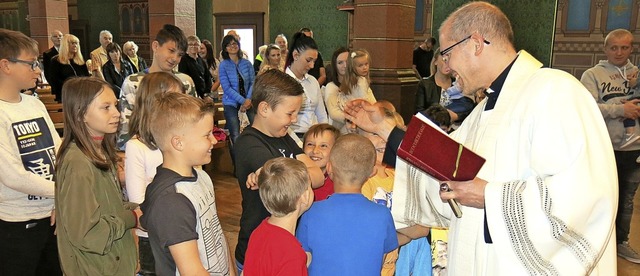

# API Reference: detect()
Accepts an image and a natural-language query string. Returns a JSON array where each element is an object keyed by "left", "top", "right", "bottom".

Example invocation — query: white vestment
[{"left": 392, "top": 51, "right": 617, "bottom": 275}]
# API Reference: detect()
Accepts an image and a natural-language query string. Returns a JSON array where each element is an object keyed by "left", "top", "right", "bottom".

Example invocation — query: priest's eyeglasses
[
  {"left": 441, "top": 35, "right": 491, "bottom": 63},
  {"left": 9, "top": 58, "right": 41, "bottom": 71}
]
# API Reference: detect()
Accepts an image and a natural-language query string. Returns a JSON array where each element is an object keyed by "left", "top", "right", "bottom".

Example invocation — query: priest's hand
[
  {"left": 440, "top": 177, "right": 488, "bottom": 209},
  {"left": 344, "top": 99, "right": 394, "bottom": 140}
]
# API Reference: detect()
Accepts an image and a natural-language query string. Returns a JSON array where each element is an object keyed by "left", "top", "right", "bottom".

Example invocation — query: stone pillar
[
  {"left": 28, "top": 0, "right": 69, "bottom": 54},
  {"left": 352, "top": 0, "right": 419, "bottom": 122},
  {"left": 148, "top": 0, "right": 196, "bottom": 44}
]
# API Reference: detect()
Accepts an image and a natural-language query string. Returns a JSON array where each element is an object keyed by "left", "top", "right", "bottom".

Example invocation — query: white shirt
[{"left": 286, "top": 67, "right": 328, "bottom": 133}]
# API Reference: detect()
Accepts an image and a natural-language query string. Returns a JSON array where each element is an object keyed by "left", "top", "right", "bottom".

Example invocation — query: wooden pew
[
  {"left": 39, "top": 94, "right": 56, "bottom": 104},
  {"left": 45, "top": 103, "right": 63, "bottom": 112},
  {"left": 48, "top": 111, "right": 64, "bottom": 136}
]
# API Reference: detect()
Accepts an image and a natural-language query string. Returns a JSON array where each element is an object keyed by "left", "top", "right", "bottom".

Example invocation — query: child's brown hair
[
  {"left": 303, "top": 123, "right": 341, "bottom": 145},
  {"left": 251, "top": 69, "right": 304, "bottom": 109},
  {"left": 57, "top": 78, "right": 118, "bottom": 171},
  {"left": 258, "top": 157, "right": 310, "bottom": 217}
]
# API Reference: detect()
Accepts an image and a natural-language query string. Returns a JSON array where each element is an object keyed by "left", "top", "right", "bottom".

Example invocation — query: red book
[{"left": 398, "top": 114, "right": 485, "bottom": 182}]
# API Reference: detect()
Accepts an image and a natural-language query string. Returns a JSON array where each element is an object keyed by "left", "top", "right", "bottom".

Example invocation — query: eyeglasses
[
  {"left": 226, "top": 42, "right": 239, "bottom": 48},
  {"left": 440, "top": 35, "right": 491, "bottom": 63},
  {"left": 188, "top": 43, "right": 200, "bottom": 47},
  {"left": 8, "top": 58, "right": 40, "bottom": 71}
]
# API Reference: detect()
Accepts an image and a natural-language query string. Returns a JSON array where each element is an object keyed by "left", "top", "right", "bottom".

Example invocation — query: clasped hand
[{"left": 439, "top": 177, "right": 488, "bottom": 209}]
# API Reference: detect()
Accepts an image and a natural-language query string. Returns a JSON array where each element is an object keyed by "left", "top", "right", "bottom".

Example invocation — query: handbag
[{"left": 238, "top": 110, "right": 250, "bottom": 133}]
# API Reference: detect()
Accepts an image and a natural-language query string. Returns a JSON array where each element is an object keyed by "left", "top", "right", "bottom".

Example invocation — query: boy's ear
[
  {"left": 0, "top": 59, "right": 10, "bottom": 73},
  {"left": 369, "top": 166, "right": 377, "bottom": 178},
  {"left": 170, "top": 135, "right": 183, "bottom": 151},
  {"left": 151, "top": 41, "right": 159, "bottom": 53},
  {"left": 257, "top": 101, "right": 270, "bottom": 117},
  {"left": 297, "top": 183, "right": 314, "bottom": 212},
  {"left": 326, "top": 161, "right": 333, "bottom": 176}
]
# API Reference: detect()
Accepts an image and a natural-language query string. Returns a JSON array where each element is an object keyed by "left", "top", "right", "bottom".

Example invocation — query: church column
[
  {"left": 148, "top": 0, "right": 196, "bottom": 44},
  {"left": 351, "top": 0, "right": 419, "bottom": 122},
  {"left": 28, "top": 0, "right": 69, "bottom": 54}
]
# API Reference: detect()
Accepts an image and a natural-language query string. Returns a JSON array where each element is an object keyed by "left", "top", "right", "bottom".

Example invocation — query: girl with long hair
[
  {"left": 325, "top": 47, "right": 376, "bottom": 133},
  {"left": 125, "top": 72, "right": 185, "bottom": 275},
  {"left": 55, "top": 77, "right": 139, "bottom": 275},
  {"left": 199, "top": 39, "right": 221, "bottom": 95},
  {"left": 258, "top": 44, "right": 283, "bottom": 76}
]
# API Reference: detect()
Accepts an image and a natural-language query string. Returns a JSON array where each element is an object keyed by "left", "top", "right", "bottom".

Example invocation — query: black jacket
[
  {"left": 42, "top": 46, "right": 58, "bottom": 84},
  {"left": 102, "top": 59, "right": 135, "bottom": 98},
  {"left": 50, "top": 56, "right": 90, "bottom": 101},
  {"left": 124, "top": 55, "right": 148, "bottom": 73},
  {"left": 178, "top": 55, "right": 212, "bottom": 98}
]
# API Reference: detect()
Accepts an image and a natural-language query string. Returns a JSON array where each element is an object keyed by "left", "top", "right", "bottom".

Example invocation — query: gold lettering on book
[{"left": 409, "top": 125, "right": 424, "bottom": 154}]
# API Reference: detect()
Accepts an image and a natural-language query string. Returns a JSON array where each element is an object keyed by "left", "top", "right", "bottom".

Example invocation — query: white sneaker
[
  {"left": 621, "top": 133, "right": 640, "bottom": 149},
  {"left": 618, "top": 241, "right": 640, "bottom": 263}
]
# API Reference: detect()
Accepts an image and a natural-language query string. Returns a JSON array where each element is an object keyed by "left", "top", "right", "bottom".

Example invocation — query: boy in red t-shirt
[
  {"left": 303, "top": 123, "right": 341, "bottom": 201},
  {"left": 243, "top": 157, "right": 314, "bottom": 275}
]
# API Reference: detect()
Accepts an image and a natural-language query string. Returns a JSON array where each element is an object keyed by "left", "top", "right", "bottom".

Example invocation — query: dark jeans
[
  {"left": 623, "top": 118, "right": 637, "bottom": 128},
  {"left": 0, "top": 217, "right": 62, "bottom": 276},
  {"left": 614, "top": 150, "right": 640, "bottom": 243},
  {"left": 224, "top": 105, "right": 254, "bottom": 170},
  {"left": 138, "top": 237, "right": 156, "bottom": 275},
  {"left": 223, "top": 105, "right": 255, "bottom": 145}
]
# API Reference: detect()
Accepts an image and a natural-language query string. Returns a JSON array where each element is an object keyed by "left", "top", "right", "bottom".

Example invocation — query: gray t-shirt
[{"left": 141, "top": 167, "right": 229, "bottom": 275}]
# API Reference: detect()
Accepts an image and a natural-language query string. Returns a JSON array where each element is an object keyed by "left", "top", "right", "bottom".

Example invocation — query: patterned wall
[
  {"left": 433, "top": 0, "right": 557, "bottom": 67},
  {"left": 0, "top": 1, "right": 28, "bottom": 34},
  {"left": 269, "top": 0, "right": 348, "bottom": 61},
  {"left": 196, "top": 0, "right": 213, "bottom": 42},
  {"left": 118, "top": 1, "right": 150, "bottom": 61},
  {"left": 77, "top": 0, "right": 120, "bottom": 51}
]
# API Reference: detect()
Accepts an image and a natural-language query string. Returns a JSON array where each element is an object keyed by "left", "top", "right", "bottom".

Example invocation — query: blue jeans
[
  {"left": 235, "top": 259, "right": 244, "bottom": 274},
  {"left": 223, "top": 105, "right": 255, "bottom": 144},
  {"left": 614, "top": 150, "right": 640, "bottom": 243}
]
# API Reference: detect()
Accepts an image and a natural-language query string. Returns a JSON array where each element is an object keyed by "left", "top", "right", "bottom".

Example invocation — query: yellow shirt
[{"left": 361, "top": 167, "right": 397, "bottom": 276}]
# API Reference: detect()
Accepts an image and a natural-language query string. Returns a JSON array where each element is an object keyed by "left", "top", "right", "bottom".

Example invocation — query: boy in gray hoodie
[{"left": 581, "top": 28, "right": 640, "bottom": 264}]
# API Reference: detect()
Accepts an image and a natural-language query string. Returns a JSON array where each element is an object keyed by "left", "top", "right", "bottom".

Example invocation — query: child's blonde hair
[
  {"left": 129, "top": 72, "right": 186, "bottom": 150},
  {"left": 258, "top": 157, "right": 310, "bottom": 217},
  {"left": 150, "top": 93, "right": 214, "bottom": 151},
  {"left": 340, "top": 48, "right": 371, "bottom": 95},
  {"left": 329, "top": 134, "right": 376, "bottom": 186}
]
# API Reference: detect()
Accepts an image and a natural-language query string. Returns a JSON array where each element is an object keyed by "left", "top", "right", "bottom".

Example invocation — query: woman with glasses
[
  {"left": 219, "top": 34, "right": 255, "bottom": 144},
  {"left": 49, "top": 34, "right": 90, "bottom": 102},
  {"left": 178, "top": 35, "right": 212, "bottom": 99}
]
